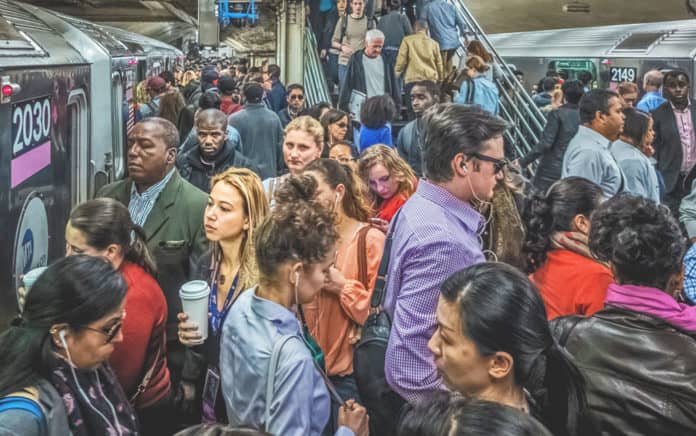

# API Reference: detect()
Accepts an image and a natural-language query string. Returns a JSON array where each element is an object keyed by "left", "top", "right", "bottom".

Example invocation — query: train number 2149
[{"left": 12, "top": 97, "right": 51, "bottom": 157}]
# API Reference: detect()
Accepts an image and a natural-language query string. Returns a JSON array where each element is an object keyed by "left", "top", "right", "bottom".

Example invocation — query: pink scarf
[{"left": 605, "top": 283, "right": 696, "bottom": 333}]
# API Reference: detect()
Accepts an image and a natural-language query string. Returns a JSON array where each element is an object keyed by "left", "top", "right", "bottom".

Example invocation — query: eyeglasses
[
  {"left": 335, "top": 122, "right": 348, "bottom": 128},
  {"left": 469, "top": 153, "right": 509, "bottom": 174},
  {"left": 78, "top": 321, "right": 123, "bottom": 343},
  {"left": 289, "top": 95, "right": 304, "bottom": 101}
]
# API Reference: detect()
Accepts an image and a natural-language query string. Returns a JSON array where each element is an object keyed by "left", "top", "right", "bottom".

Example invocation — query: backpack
[
  {"left": 0, "top": 391, "right": 47, "bottom": 435},
  {"left": 458, "top": 76, "right": 500, "bottom": 115}
]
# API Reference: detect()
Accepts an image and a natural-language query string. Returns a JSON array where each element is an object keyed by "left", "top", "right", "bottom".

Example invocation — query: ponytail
[
  {"left": 305, "top": 158, "right": 373, "bottom": 222},
  {"left": 541, "top": 341, "right": 590, "bottom": 436},
  {"left": 127, "top": 224, "right": 157, "bottom": 276},
  {"left": 522, "top": 177, "right": 604, "bottom": 273},
  {"left": 0, "top": 325, "right": 51, "bottom": 396}
]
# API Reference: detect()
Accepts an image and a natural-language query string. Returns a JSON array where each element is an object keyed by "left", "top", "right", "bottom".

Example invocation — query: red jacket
[{"left": 110, "top": 261, "right": 171, "bottom": 408}]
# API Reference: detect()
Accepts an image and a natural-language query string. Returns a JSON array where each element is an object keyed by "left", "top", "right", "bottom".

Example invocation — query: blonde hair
[
  {"left": 210, "top": 168, "right": 269, "bottom": 291},
  {"left": 285, "top": 115, "right": 325, "bottom": 151},
  {"left": 181, "top": 70, "right": 198, "bottom": 88},
  {"left": 134, "top": 80, "right": 150, "bottom": 104},
  {"left": 358, "top": 145, "right": 417, "bottom": 207}
]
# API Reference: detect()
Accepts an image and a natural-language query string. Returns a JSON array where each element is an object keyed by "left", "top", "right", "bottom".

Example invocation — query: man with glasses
[
  {"left": 278, "top": 84, "right": 305, "bottom": 128},
  {"left": 383, "top": 104, "right": 507, "bottom": 413}
]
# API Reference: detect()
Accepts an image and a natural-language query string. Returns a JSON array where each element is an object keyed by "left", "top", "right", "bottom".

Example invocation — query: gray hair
[
  {"left": 365, "top": 29, "right": 385, "bottom": 43},
  {"left": 643, "top": 69, "right": 663, "bottom": 89}
]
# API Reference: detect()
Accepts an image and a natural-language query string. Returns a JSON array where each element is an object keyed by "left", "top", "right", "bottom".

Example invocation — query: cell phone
[{"left": 370, "top": 217, "right": 388, "bottom": 225}]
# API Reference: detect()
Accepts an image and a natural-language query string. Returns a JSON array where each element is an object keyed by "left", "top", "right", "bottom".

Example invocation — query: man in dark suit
[
  {"left": 652, "top": 69, "right": 696, "bottom": 212},
  {"left": 97, "top": 117, "right": 208, "bottom": 388}
]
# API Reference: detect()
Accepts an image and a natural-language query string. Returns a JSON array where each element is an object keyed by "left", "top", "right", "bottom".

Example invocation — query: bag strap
[
  {"left": 129, "top": 345, "right": 161, "bottom": 405},
  {"left": 265, "top": 334, "right": 298, "bottom": 424},
  {"left": 265, "top": 178, "right": 277, "bottom": 205},
  {"left": 369, "top": 209, "right": 403, "bottom": 309},
  {"left": 356, "top": 225, "right": 371, "bottom": 289},
  {"left": 465, "top": 78, "right": 476, "bottom": 105},
  {"left": 0, "top": 395, "right": 47, "bottom": 434},
  {"left": 339, "top": 15, "right": 348, "bottom": 45}
]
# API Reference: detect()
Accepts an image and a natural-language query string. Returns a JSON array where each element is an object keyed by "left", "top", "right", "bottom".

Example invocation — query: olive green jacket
[{"left": 96, "top": 170, "right": 209, "bottom": 340}]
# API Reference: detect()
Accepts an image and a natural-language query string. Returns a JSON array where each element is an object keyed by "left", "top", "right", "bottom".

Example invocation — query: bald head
[{"left": 195, "top": 109, "right": 228, "bottom": 131}]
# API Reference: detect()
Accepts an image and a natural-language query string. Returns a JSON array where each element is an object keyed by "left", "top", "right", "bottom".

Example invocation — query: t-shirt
[
  {"left": 363, "top": 54, "right": 385, "bottom": 97},
  {"left": 332, "top": 15, "right": 368, "bottom": 65}
]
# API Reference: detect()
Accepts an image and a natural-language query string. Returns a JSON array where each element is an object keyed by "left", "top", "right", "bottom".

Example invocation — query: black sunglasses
[
  {"left": 79, "top": 321, "right": 123, "bottom": 343},
  {"left": 469, "top": 153, "right": 509, "bottom": 174},
  {"left": 289, "top": 95, "right": 304, "bottom": 100}
]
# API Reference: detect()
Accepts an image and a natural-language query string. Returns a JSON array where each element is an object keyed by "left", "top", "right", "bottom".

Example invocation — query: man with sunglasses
[
  {"left": 382, "top": 104, "right": 508, "bottom": 417},
  {"left": 278, "top": 84, "right": 305, "bottom": 128}
]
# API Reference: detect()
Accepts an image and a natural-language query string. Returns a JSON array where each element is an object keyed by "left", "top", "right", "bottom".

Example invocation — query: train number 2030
[{"left": 12, "top": 96, "right": 51, "bottom": 157}]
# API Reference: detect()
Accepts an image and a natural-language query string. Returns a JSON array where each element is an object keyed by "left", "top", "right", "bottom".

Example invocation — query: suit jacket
[
  {"left": 97, "top": 170, "right": 208, "bottom": 339},
  {"left": 652, "top": 101, "right": 696, "bottom": 194}
]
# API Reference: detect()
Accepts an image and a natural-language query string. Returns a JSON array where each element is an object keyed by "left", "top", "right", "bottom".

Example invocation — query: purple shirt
[
  {"left": 673, "top": 103, "right": 696, "bottom": 174},
  {"left": 384, "top": 179, "right": 484, "bottom": 403}
]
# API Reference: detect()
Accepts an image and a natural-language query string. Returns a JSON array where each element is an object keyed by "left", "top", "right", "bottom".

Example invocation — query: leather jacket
[{"left": 550, "top": 306, "right": 696, "bottom": 435}]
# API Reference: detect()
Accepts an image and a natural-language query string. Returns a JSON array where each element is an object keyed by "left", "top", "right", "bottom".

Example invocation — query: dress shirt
[
  {"left": 384, "top": 179, "right": 484, "bottom": 403},
  {"left": 672, "top": 102, "right": 696, "bottom": 174},
  {"left": 561, "top": 126, "right": 624, "bottom": 197},
  {"left": 127, "top": 167, "right": 175, "bottom": 227},
  {"left": 683, "top": 244, "right": 696, "bottom": 305},
  {"left": 610, "top": 140, "right": 660, "bottom": 203},
  {"left": 220, "top": 288, "right": 353, "bottom": 436}
]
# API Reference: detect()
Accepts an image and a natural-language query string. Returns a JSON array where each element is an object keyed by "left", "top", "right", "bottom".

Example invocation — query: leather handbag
[{"left": 353, "top": 211, "right": 405, "bottom": 436}]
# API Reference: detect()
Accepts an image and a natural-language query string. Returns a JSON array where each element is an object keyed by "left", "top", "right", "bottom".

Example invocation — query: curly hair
[
  {"left": 522, "top": 178, "right": 604, "bottom": 273},
  {"left": 358, "top": 144, "right": 416, "bottom": 208},
  {"left": 589, "top": 194, "right": 686, "bottom": 289},
  {"left": 254, "top": 175, "right": 339, "bottom": 280},
  {"left": 360, "top": 95, "right": 397, "bottom": 129},
  {"left": 210, "top": 168, "right": 269, "bottom": 291}
]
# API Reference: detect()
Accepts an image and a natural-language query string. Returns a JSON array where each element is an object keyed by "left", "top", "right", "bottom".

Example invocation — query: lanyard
[{"left": 209, "top": 273, "right": 239, "bottom": 338}]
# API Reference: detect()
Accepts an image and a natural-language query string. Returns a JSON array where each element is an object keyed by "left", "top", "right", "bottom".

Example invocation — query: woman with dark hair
[
  {"left": 304, "top": 159, "right": 385, "bottom": 431},
  {"left": 358, "top": 95, "right": 397, "bottom": 151},
  {"left": 66, "top": 198, "right": 171, "bottom": 427},
  {"left": 219, "top": 175, "right": 368, "bottom": 436},
  {"left": 610, "top": 107, "right": 660, "bottom": 202},
  {"left": 321, "top": 108, "right": 355, "bottom": 155},
  {"left": 453, "top": 55, "right": 499, "bottom": 115},
  {"left": 522, "top": 177, "right": 613, "bottom": 319},
  {"left": 552, "top": 194, "right": 696, "bottom": 433},
  {"left": 398, "top": 393, "right": 553, "bottom": 436},
  {"left": 303, "top": 101, "right": 332, "bottom": 122},
  {"left": 0, "top": 256, "right": 137, "bottom": 435},
  {"left": 429, "top": 262, "right": 590, "bottom": 436},
  {"left": 518, "top": 80, "right": 584, "bottom": 192}
]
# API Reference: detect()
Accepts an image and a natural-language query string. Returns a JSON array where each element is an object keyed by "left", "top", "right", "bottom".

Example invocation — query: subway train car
[
  {"left": 489, "top": 19, "right": 696, "bottom": 93},
  {"left": 0, "top": 0, "right": 182, "bottom": 328}
]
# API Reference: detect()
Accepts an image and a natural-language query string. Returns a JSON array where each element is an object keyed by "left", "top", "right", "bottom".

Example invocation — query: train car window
[
  {"left": 550, "top": 59, "right": 597, "bottom": 82},
  {"left": 111, "top": 73, "right": 125, "bottom": 180},
  {"left": 66, "top": 90, "right": 89, "bottom": 206}
]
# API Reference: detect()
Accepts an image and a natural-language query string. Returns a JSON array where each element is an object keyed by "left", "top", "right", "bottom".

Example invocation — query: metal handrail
[
  {"left": 447, "top": 0, "right": 547, "bottom": 157},
  {"left": 303, "top": 24, "right": 331, "bottom": 107}
]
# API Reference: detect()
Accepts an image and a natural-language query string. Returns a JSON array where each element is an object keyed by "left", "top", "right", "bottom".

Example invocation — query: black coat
[
  {"left": 520, "top": 103, "right": 580, "bottom": 192},
  {"left": 652, "top": 101, "right": 696, "bottom": 195},
  {"left": 338, "top": 50, "right": 400, "bottom": 113},
  {"left": 176, "top": 140, "right": 260, "bottom": 192},
  {"left": 551, "top": 306, "right": 696, "bottom": 435}
]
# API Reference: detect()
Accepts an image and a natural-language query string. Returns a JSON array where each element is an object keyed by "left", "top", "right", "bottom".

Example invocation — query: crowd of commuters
[{"left": 2, "top": 17, "right": 696, "bottom": 436}]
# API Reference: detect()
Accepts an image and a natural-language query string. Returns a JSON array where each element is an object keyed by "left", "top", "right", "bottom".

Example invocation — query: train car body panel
[{"left": 489, "top": 20, "right": 696, "bottom": 94}]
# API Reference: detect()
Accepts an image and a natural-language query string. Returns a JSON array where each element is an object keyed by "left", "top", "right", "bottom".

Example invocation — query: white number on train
[
  {"left": 610, "top": 67, "right": 637, "bottom": 83},
  {"left": 12, "top": 97, "right": 51, "bottom": 156}
]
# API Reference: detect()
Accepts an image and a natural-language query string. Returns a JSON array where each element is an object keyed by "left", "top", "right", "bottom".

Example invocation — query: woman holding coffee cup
[
  {"left": 219, "top": 174, "right": 369, "bottom": 436},
  {"left": 177, "top": 168, "right": 269, "bottom": 423},
  {"left": 65, "top": 198, "right": 171, "bottom": 433}
]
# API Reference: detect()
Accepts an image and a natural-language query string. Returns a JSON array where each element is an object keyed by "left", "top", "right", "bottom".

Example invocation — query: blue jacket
[
  {"left": 454, "top": 75, "right": 499, "bottom": 115},
  {"left": 420, "top": 0, "right": 469, "bottom": 50},
  {"left": 266, "top": 79, "right": 288, "bottom": 113}
]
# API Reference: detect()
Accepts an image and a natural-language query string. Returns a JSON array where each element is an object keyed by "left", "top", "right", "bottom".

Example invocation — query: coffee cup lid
[{"left": 179, "top": 280, "right": 211, "bottom": 300}]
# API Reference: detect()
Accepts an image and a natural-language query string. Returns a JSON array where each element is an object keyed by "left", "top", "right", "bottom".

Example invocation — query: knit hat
[{"left": 147, "top": 76, "right": 167, "bottom": 93}]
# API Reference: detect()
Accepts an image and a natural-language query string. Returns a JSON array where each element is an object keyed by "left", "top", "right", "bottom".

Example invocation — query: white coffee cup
[
  {"left": 179, "top": 280, "right": 211, "bottom": 341},
  {"left": 19, "top": 266, "right": 48, "bottom": 313}
]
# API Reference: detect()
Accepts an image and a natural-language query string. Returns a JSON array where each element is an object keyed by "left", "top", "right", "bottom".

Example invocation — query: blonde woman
[
  {"left": 177, "top": 167, "right": 269, "bottom": 424},
  {"left": 358, "top": 144, "right": 417, "bottom": 231},
  {"left": 263, "top": 115, "right": 324, "bottom": 204}
]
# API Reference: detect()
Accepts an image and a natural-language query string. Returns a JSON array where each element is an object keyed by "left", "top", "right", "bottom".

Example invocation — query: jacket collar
[
  {"left": 133, "top": 169, "right": 183, "bottom": 239},
  {"left": 577, "top": 125, "right": 612, "bottom": 148},
  {"left": 187, "top": 140, "right": 235, "bottom": 169},
  {"left": 249, "top": 287, "right": 302, "bottom": 336}
]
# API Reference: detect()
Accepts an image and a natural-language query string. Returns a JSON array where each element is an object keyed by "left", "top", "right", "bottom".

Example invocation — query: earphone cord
[{"left": 62, "top": 335, "right": 123, "bottom": 436}]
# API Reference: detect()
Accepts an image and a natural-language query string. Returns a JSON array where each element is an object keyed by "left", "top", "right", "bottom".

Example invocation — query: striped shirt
[
  {"left": 384, "top": 179, "right": 484, "bottom": 403},
  {"left": 128, "top": 168, "right": 176, "bottom": 227}
]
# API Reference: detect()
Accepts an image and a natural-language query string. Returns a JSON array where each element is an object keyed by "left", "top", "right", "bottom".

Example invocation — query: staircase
[{"left": 303, "top": 23, "right": 332, "bottom": 107}]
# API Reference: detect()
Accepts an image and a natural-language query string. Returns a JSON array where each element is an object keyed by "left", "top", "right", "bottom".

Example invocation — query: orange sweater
[
  {"left": 304, "top": 224, "right": 385, "bottom": 376},
  {"left": 530, "top": 249, "right": 614, "bottom": 320}
]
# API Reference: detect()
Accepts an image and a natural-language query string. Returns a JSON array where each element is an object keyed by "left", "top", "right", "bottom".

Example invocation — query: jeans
[
  {"left": 323, "top": 374, "right": 361, "bottom": 436},
  {"left": 338, "top": 63, "right": 349, "bottom": 91}
]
